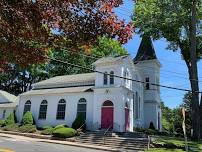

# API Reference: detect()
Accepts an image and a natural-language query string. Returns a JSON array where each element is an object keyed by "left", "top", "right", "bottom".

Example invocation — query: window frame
[
  {"left": 38, "top": 100, "right": 48, "bottom": 120},
  {"left": 103, "top": 72, "right": 108, "bottom": 85},
  {"left": 2, "top": 109, "right": 6, "bottom": 119},
  {"left": 109, "top": 71, "right": 114, "bottom": 85},
  {"left": 23, "top": 100, "right": 31, "bottom": 114},
  {"left": 77, "top": 98, "right": 87, "bottom": 120},
  {"left": 56, "top": 99, "right": 66, "bottom": 120},
  {"left": 145, "top": 77, "right": 150, "bottom": 90}
]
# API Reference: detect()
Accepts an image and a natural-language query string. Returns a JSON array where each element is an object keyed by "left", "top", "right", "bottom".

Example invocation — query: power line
[
  {"left": 58, "top": 49, "right": 202, "bottom": 82},
  {"left": 50, "top": 57, "right": 202, "bottom": 93}
]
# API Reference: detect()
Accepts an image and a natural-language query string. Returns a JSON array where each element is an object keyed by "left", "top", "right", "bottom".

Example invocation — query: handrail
[
  {"left": 103, "top": 125, "right": 112, "bottom": 145},
  {"left": 77, "top": 121, "right": 86, "bottom": 132},
  {"left": 147, "top": 135, "right": 150, "bottom": 150}
]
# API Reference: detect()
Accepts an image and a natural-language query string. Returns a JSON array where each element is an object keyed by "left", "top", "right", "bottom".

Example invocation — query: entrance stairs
[{"left": 76, "top": 130, "right": 149, "bottom": 152}]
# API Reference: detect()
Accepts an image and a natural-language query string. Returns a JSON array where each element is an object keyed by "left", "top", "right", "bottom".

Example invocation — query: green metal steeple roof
[{"left": 133, "top": 35, "right": 157, "bottom": 63}]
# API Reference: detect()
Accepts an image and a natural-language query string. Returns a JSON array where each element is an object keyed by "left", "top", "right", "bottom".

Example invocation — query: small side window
[
  {"left": 104, "top": 72, "right": 108, "bottom": 85},
  {"left": 145, "top": 77, "right": 150, "bottom": 90},
  {"left": 110, "top": 71, "right": 114, "bottom": 85}
]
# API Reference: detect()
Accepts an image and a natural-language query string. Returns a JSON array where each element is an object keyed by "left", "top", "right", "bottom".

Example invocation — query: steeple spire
[{"left": 133, "top": 35, "right": 157, "bottom": 64}]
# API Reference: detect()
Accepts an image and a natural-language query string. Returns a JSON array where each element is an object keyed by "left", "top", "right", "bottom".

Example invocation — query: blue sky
[{"left": 115, "top": 0, "right": 202, "bottom": 109}]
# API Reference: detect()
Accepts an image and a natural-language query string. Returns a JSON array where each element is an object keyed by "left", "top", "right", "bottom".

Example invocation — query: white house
[
  {"left": 17, "top": 36, "right": 162, "bottom": 132},
  {"left": 0, "top": 90, "right": 18, "bottom": 120}
]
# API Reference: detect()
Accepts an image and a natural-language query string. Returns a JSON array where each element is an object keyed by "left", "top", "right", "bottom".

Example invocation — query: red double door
[
  {"left": 101, "top": 107, "right": 114, "bottom": 129},
  {"left": 125, "top": 108, "right": 130, "bottom": 132}
]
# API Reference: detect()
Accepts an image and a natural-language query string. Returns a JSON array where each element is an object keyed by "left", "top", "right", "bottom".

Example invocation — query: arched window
[
  {"left": 110, "top": 71, "right": 114, "bottom": 85},
  {"left": 102, "top": 100, "right": 114, "bottom": 107},
  {"left": 77, "top": 98, "right": 87, "bottom": 119},
  {"left": 103, "top": 72, "right": 108, "bottom": 85},
  {"left": 24, "top": 100, "right": 31, "bottom": 114},
  {"left": 2, "top": 110, "right": 6, "bottom": 119},
  {"left": 38, "top": 100, "right": 48, "bottom": 120},
  {"left": 56, "top": 99, "right": 66, "bottom": 120}
]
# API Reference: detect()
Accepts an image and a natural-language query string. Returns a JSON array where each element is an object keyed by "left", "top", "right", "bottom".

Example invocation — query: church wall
[
  {"left": 0, "top": 107, "right": 15, "bottom": 120},
  {"left": 144, "top": 102, "right": 159, "bottom": 130},
  {"left": 93, "top": 87, "right": 126, "bottom": 132},
  {"left": 18, "top": 92, "right": 94, "bottom": 128}
]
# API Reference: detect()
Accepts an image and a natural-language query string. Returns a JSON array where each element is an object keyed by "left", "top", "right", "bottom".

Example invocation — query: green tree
[
  {"left": 180, "top": 92, "right": 193, "bottom": 137},
  {"left": 134, "top": 0, "right": 202, "bottom": 140},
  {"left": 161, "top": 102, "right": 174, "bottom": 133},
  {"left": 0, "top": 64, "right": 48, "bottom": 95},
  {"left": 48, "top": 36, "right": 128, "bottom": 76}
]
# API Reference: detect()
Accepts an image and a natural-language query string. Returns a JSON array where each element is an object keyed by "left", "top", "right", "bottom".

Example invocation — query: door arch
[{"left": 101, "top": 100, "right": 114, "bottom": 129}]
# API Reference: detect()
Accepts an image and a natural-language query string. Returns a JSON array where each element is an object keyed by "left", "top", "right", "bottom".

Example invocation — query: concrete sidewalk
[{"left": 0, "top": 133, "right": 120, "bottom": 152}]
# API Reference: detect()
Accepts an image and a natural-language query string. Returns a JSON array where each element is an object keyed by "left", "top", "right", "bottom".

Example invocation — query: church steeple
[{"left": 133, "top": 35, "right": 157, "bottom": 64}]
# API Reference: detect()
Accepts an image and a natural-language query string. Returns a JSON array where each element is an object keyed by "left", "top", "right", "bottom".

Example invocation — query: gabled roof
[
  {"left": 133, "top": 35, "right": 157, "bottom": 63},
  {"left": 21, "top": 86, "right": 93, "bottom": 96},
  {"left": 92, "top": 55, "right": 128, "bottom": 65},
  {"left": 0, "top": 90, "right": 17, "bottom": 103},
  {"left": 33, "top": 73, "right": 96, "bottom": 89}
]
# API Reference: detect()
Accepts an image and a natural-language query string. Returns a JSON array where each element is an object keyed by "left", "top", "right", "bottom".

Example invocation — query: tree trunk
[{"left": 189, "top": 0, "right": 200, "bottom": 140}]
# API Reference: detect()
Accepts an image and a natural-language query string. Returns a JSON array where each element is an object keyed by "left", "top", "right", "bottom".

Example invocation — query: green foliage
[
  {"left": 48, "top": 36, "right": 127, "bottom": 77},
  {"left": 52, "top": 128, "right": 77, "bottom": 138},
  {"left": 54, "top": 124, "right": 68, "bottom": 130},
  {"left": 5, "top": 113, "right": 15, "bottom": 126},
  {"left": 42, "top": 125, "right": 53, "bottom": 130},
  {"left": 91, "top": 36, "right": 127, "bottom": 57},
  {"left": 2, "top": 124, "right": 19, "bottom": 132},
  {"left": 161, "top": 102, "right": 174, "bottom": 133},
  {"left": 41, "top": 127, "right": 54, "bottom": 135},
  {"left": 0, "top": 120, "right": 5, "bottom": 127},
  {"left": 22, "top": 112, "right": 34, "bottom": 125},
  {"left": 134, "top": 0, "right": 202, "bottom": 61},
  {"left": 72, "top": 113, "right": 85, "bottom": 130},
  {"left": 18, "top": 125, "right": 37, "bottom": 133}
]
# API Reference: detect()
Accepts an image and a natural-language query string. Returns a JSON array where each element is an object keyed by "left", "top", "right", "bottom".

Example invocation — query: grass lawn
[
  {"left": 148, "top": 148, "right": 184, "bottom": 152},
  {"left": 147, "top": 136, "right": 202, "bottom": 152}
]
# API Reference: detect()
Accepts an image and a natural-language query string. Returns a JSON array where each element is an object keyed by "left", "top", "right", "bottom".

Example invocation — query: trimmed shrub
[
  {"left": 22, "top": 112, "right": 33, "bottom": 125},
  {"left": 52, "top": 127, "right": 77, "bottom": 138},
  {"left": 0, "top": 120, "right": 5, "bottom": 127},
  {"left": 5, "top": 113, "right": 15, "bottom": 126},
  {"left": 54, "top": 124, "right": 68, "bottom": 130},
  {"left": 41, "top": 127, "right": 54, "bottom": 135},
  {"left": 72, "top": 113, "right": 85, "bottom": 130},
  {"left": 18, "top": 125, "right": 37, "bottom": 133},
  {"left": 42, "top": 125, "right": 53, "bottom": 130},
  {"left": 2, "top": 124, "right": 19, "bottom": 131}
]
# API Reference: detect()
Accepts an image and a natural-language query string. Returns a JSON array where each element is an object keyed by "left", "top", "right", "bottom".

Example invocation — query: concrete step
[
  {"left": 78, "top": 139, "right": 147, "bottom": 144},
  {"left": 79, "top": 137, "right": 148, "bottom": 143},
  {"left": 77, "top": 131, "right": 148, "bottom": 151}
]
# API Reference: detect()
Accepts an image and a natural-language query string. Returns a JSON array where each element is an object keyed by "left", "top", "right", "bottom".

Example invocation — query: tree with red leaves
[{"left": 0, "top": 0, "right": 133, "bottom": 70}]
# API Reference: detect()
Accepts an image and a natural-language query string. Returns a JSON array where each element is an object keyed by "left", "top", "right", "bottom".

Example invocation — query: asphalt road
[{"left": 0, "top": 136, "right": 104, "bottom": 152}]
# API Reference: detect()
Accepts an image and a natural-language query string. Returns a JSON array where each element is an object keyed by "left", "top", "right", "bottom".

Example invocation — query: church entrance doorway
[{"left": 101, "top": 100, "right": 114, "bottom": 129}]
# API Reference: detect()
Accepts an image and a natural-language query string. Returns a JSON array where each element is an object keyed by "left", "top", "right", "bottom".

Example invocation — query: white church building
[{"left": 16, "top": 36, "right": 162, "bottom": 132}]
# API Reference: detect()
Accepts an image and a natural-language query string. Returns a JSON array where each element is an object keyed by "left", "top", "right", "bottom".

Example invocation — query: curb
[{"left": 0, "top": 131, "right": 120, "bottom": 152}]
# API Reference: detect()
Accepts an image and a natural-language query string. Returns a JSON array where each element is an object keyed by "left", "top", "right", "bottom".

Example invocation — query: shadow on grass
[{"left": 152, "top": 135, "right": 202, "bottom": 152}]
